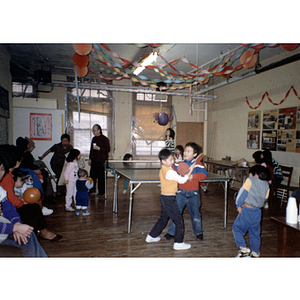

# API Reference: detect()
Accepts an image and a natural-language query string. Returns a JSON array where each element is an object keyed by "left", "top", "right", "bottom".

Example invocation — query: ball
[
  {"left": 23, "top": 187, "right": 41, "bottom": 204},
  {"left": 86, "top": 177, "right": 93, "bottom": 185}
]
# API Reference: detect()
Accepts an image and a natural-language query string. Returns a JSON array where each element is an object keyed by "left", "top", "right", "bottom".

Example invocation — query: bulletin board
[{"left": 247, "top": 106, "right": 300, "bottom": 152}]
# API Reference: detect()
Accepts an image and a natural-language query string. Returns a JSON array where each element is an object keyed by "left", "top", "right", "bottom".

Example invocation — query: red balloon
[
  {"left": 72, "top": 52, "right": 89, "bottom": 67},
  {"left": 280, "top": 44, "right": 299, "bottom": 51},
  {"left": 86, "top": 177, "right": 93, "bottom": 185},
  {"left": 240, "top": 50, "right": 257, "bottom": 68},
  {"left": 23, "top": 187, "right": 41, "bottom": 204},
  {"left": 73, "top": 43, "right": 93, "bottom": 55}
]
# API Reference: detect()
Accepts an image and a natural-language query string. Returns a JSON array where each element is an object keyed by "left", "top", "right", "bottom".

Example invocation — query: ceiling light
[{"left": 133, "top": 52, "right": 158, "bottom": 76}]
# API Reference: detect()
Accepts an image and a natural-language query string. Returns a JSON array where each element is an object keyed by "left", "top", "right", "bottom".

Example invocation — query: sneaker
[
  {"left": 250, "top": 251, "right": 260, "bottom": 258},
  {"left": 82, "top": 211, "right": 90, "bottom": 216},
  {"left": 42, "top": 206, "right": 53, "bottom": 216},
  {"left": 196, "top": 233, "right": 203, "bottom": 241},
  {"left": 264, "top": 202, "right": 269, "bottom": 209},
  {"left": 163, "top": 233, "right": 175, "bottom": 240},
  {"left": 173, "top": 242, "right": 191, "bottom": 250},
  {"left": 145, "top": 234, "right": 161, "bottom": 243},
  {"left": 122, "top": 189, "right": 127, "bottom": 195},
  {"left": 65, "top": 207, "right": 75, "bottom": 212},
  {"left": 236, "top": 247, "right": 251, "bottom": 258},
  {"left": 76, "top": 211, "right": 80, "bottom": 216}
]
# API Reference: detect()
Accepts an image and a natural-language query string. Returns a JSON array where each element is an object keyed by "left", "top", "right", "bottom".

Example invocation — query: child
[
  {"left": 122, "top": 153, "right": 133, "bottom": 194},
  {"left": 75, "top": 169, "right": 94, "bottom": 216},
  {"left": 164, "top": 128, "right": 175, "bottom": 153},
  {"left": 232, "top": 165, "right": 270, "bottom": 258},
  {"left": 174, "top": 145, "right": 184, "bottom": 162},
  {"left": 145, "top": 148, "right": 193, "bottom": 251},
  {"left": 164, "top": 142, "right": 207, "bottom": 241},
  {"left": 64, "top": 149, "right": 81, "bottom": 212}
]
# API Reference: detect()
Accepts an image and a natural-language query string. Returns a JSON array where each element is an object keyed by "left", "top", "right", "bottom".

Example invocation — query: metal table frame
[{"left": 107, "top": 161, "right": 230, "bottom": 233}]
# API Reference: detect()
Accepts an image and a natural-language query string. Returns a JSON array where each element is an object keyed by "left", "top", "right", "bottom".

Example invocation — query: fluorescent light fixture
[{"left": 133, "top": 52, "right": 158, "bottom": 76}]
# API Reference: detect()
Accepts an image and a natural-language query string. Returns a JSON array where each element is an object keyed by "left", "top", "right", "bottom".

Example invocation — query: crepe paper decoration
[
  {"left": 72, "top": 52, "right": 89, "bottom": 67},
  {"left": 280, "top": 44, "right": 299, "bottom": 51},
  {"left": 246, "top": 85, "right": 300, "bottom": 109},
  {"left": 200, "top": 77, "right": 209, "bottom": 84},
  {"left": 73, "top": 43, "right": 93, "bottom": 55},
  {"left": 240, "top": 50, "right": 258, "bottom": 69},
  {"left": 74, "top": 66, "right": 88, "bottom": 77}
]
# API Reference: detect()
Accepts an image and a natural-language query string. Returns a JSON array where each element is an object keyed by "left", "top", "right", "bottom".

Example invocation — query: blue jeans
[
  {"left": 232, "top": 207, "right": 261, "bottom": 253},
  {"left": 168, "top": 189, "right": 203, "bottom": 236},
  {"left": 149, "top": 194, "right": 184, "bottom": 243},
  {"left": 1, "top": 232, "right": 48, "bottom": 257}
]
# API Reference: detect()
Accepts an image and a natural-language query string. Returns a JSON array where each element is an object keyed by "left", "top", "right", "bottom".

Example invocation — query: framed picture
[
  {"left": 30, "top": 113, "right": 52, "bottom": 140},
  {"left": 262, "top": 130, "right": 277, "bottom": 150},
  {"left": 247, "top": 131, "right": 260, "bottom": 149}
]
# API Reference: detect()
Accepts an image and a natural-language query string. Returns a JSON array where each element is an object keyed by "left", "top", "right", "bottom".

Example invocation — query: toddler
[
  {"left": 75, "top": 168, "right": 93, "bottom": 216},
  {"left": 64, "top": 149, "right": 81, "bottom": 212}
]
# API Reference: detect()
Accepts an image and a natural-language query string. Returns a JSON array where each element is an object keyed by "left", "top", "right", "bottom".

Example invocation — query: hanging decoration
[
  {"left": 280, "top": 44, "right": 299, "bottom": 51},
  {"left": 246, "top": 85, "right": 300, "bottom": 109},
  {"left": 240, "top": 50, "right": 258, "bottom": 69},
  {"left": 86, "top": 43, "right": 284, "bottom": 90},
  {"left": 73, "top": 43, "right": 93, "bottom": 78},
  {"left": 153, "top": 111, "right": 174, "bottom": 126},
  {"left": 73, "top": 43, "right": 93, "bottom": 55}
]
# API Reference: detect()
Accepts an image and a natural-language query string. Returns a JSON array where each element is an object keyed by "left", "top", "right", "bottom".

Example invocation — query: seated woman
[
  {"left": 0, "top": 144, "right": 62, "bottom": 242},
  {"left": 0, "top": 152, "right": 47, "bottom": 257}
]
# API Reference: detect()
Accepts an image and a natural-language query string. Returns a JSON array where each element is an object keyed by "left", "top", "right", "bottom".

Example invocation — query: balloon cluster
[
  {"left": 153, "top": 112, "right": 174, "bottom": 126},
  {"left": 73, "top": 44, "right": 93, "bottom": 77}
]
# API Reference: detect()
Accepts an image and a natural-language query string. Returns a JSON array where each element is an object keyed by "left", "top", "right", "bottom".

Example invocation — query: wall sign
[{"left": 30, "top": 113, "right": 52, "bottom": 140}]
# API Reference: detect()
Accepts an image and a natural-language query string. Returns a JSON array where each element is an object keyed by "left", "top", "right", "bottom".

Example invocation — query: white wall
[{"left": 208, "top": 49, "right": 300, "bottom": 185}]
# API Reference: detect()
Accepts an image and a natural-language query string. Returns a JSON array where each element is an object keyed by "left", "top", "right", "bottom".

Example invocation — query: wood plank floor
[{"left": 37, "top": 178, "right": 289, "bottom": 258}]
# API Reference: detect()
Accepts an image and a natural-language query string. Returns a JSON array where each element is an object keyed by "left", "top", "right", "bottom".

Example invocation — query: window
[
  {"left": 133, "top": 92, "right": 172, "bottom": 157},
  {"left": 66, "top": 92, "right": 112, "bottom": 158},
  {"left": 73, "top": 112, "right": 109, "bottom": 157},
  {"left": 12, "top": 82, "right": 35, "bottom": 97},
  {"left": 71, "top": 88, "right": 108, "bottom": 98}
]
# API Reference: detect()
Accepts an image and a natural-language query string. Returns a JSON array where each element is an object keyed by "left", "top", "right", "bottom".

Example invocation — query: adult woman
[
  {"left": 38, "top": 133, "right": 73, "bottom": 192},
  {"left": 88, "top": 124, "right": 110, "bottom": 196}
]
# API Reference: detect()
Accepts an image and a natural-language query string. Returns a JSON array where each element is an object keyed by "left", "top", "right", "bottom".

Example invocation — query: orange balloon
[
  {"left": 23, "top": 187, "right": 41, "bottom": 204},
  {"left": 73, "top": 43, "right": 93, "bottom": 55},
  {"left": 240, "top": 50, "right": 257, "bottom": 68},
  {"left": 72, "top": 52, "right": 89, "bottom": 67},
  {"left": 221, "top": 65, "right": 233, "bottom": 77},
  {"left": 280, "top": 43, "right": 299, "bottom": 51},
  {"left": 74, "top": 66, "right": 88, "bottom": 77},
  {"left": 86, "top": 177, "right": 93, "bottom": 185}
]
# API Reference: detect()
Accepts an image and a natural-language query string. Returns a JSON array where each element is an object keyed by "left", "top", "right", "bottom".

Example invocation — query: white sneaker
[
  {"left": 65, "top": 207, "right": 75, "bottom": 212},
  {"left": 173, "top": 242, "right": 191, "bottom": 250},
  {"left": 145, "top": 234, "right": 161, "bottom": 243},
  {"left": 264, "top": 202, "right": 269, "bottom": 209},
  {"left": 122, "top": 189, "right": 127, "bottom": 195},
  {"left": 236, "top": 247, "right": 251, "bottom": 258},
  {"left": 42, "top": 206, "right": 53, "bottom": 216},
  {"left": 250, "top": 250, "right": 260, "bottom": 258}
]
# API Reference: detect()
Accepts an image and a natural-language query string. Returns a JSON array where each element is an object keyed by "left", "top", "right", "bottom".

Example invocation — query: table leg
[
  {"left": 277, "top": 224, "right": 288, "bottom": 257},
  {"left": 128, "top": 181, "right": 133, "bottom": 234},
  {"left": 224, "top": 180, "right": 228, "bottom": 228},
  {"left": 113, "top": 173, "right": 119, "bottom": 213}
]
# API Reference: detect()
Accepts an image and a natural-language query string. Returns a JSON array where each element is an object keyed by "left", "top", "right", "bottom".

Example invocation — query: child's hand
[
  {"left": 64, "top": 180, "right": 69, "bottom": 184},
  {"left": 188, "top": 175, "right": 193, "bottom": 181},
  {"left": 237, "top": 207, "right": 242, "bottom": 213}
]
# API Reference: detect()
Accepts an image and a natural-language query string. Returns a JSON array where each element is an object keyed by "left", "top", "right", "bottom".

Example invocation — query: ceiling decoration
[{"left": 80, "top": 43, "right": 298, "bottom": 91}]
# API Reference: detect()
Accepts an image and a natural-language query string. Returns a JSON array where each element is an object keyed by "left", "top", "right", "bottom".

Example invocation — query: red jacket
[{"left": 0, "top": 171, "right": 24, "bottom": 209}]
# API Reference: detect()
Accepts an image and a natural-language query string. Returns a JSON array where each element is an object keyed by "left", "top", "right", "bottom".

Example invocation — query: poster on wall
[
  {"left": 247, "top": 131, "right": 260, "bottom": 149},
  {"left": 263, "top": 109, "right": 279, "bottom": 130},
  {"left": 30, "top": 113, "right": 52, "bottom": 140},
  {"left": 262, "top": 130, "right": 277, "bottom": 150},
  {"left": 296, "top": 107, "right": 300, "bottom": 130},
  {"left": 296, "top": 130, "right": 300, "bottom": 153},
  {"left": 277, "top": 130, "right": 296, "bottom": 152},
  {"left": 247, "top": 111, "right": 260, "bottom": 129},
  {"left": 278, "top": 107, "right": 297, "bottom": 130}
]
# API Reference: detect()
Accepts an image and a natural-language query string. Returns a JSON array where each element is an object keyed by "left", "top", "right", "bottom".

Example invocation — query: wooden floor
[{"left": 36, "top": 178, "right": 289, "bottom": 258}]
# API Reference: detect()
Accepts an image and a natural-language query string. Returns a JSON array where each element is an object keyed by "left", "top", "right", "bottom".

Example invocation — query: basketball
[{"left": 23, "top": 187, "right": 41, "bottom": 204}]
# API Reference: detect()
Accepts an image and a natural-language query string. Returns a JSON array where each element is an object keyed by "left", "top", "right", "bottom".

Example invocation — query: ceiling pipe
[{"left": 193, "top": 52, "right": 300, "bottom": 95}]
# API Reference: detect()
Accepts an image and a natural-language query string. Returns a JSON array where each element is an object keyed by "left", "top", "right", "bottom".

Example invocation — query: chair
[{"left": 273, "top": 165, "right": 293, "bottom": 208}]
